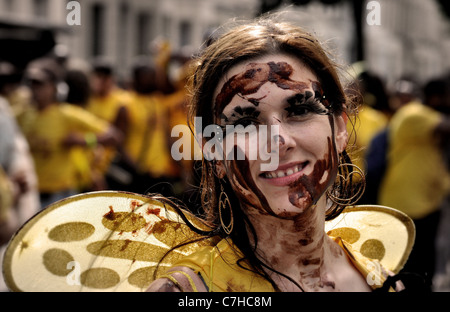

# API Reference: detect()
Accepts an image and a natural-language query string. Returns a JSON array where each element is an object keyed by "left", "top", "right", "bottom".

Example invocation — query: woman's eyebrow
[{"left": 286, "top": 91, "right": 315, "bottom": 106}]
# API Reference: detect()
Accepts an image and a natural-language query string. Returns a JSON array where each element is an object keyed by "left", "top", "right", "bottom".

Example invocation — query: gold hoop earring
[
  {"left": 326, "top": 154, "right": 366, "bottom": 208},
  {"left": 219, "top": 183, "right": 234, "bottom": 235}
]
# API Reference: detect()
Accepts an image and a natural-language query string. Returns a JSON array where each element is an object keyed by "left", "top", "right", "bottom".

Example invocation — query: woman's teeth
[{"left": 263, "top": 164, "right": 303, "bottom": 179}]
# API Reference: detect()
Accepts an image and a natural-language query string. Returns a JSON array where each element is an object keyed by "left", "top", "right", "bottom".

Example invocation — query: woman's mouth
[{"left": 260, "top": 162, "right": 308, "bottom": 185}]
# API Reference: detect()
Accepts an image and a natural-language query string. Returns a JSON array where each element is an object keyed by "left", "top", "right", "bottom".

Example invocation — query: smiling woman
[{"left": 145, "top": 16, "right": 413, "bottom": 292}]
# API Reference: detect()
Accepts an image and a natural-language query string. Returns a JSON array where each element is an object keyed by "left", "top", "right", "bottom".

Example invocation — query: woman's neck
[{"left": 245, "top": 197, "right": 343, "bottom": 291}]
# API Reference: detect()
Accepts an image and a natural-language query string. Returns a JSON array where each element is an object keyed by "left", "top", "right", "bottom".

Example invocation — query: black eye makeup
[
  {"left": 220, "top": 105, "right": 261, "bottom": 128},
  {"left": 285, "top": 91, "right": 331, "bottom": 117}
]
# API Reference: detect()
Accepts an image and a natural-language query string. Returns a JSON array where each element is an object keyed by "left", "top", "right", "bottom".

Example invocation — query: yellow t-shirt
[
  {"left": 164, "top": 89, "right": 199, "bottom": 176},
  {"left": 125, "top": 92, "right": 176, "bottom": 178},
  {"left": 86, "top": 88, "right": 131, "bottom": 123},
  {"left": 86, "top": 88, "right": 132, "bottom": 175},
  {"left": 379, "top": 102, "right": 450, "bottom": 219},
  {"left": 169, "top": 237, "right": 388, "bottom": 292},
  {"left": 18, "top": 103, "right": 108, "bottom": 193}
]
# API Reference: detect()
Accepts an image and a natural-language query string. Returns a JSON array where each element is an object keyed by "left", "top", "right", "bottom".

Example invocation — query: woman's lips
[{"left": 259, "top": 162, "right": 308, "bottom": 186}]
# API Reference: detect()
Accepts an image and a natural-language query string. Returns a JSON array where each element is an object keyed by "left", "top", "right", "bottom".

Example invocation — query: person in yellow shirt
[
  {"left": 85, "top": 60, "right": 132, "bottom": 190},
  {"left": 125, "top": 60, "right": 179, "bottom": 196},
  {"left": 379, "top": 80, "right": 450, "bottom": 286},
  {"left": 64, "top": 68, "right": 105, "bottom": 191},
  {"left": 87, "top": 59, "right": 130, "bottom": 134},
  {"left": 19, "top": 58, "right": 122, "bottom": 209}
]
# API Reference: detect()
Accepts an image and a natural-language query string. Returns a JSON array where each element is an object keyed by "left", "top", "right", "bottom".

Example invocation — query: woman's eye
[
  {"left": 286, "top": 106, "right": 312, "bottom": 117},
  {"left": 233, "top": 117, "right": 258, "bottom": 127}
]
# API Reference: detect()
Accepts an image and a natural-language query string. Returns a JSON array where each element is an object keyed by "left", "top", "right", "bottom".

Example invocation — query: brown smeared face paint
[
  {"left": 288, "top": 124, "right": 338, "bottom": 210},
  {"left": 214, "top": 60, "right": 338, "bottom": 217},
  {"left": 217, "top": 62, "right": 310, "bottom": 117}
]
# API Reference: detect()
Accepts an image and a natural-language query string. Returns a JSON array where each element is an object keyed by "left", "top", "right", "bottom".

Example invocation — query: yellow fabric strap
[
  {"left": 160, "top": 270, "right": 199, "bottom": 292},
  {"left": 209, "top": 248, "right": 214, "bottom": 292}
]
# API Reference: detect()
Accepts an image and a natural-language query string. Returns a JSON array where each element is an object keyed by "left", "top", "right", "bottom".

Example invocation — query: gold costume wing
[
  {"left": 2, "top": 191, "right": 212, "bottom": 292},
  {"left": 325, "top": 205, "right": 415, "bottom": 274},
  {"left": 2, "top": 191, "right": 415, "bottom": 292}
]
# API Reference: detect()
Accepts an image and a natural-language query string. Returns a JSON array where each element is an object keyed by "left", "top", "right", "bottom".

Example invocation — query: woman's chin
[{"left": 267, "top": 200, "right": 311, "bottom": 219}]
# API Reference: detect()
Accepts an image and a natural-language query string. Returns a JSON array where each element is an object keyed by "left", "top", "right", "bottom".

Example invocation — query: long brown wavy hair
[{"left": 160, "top": 15, "right": 361, "bottom": 291}]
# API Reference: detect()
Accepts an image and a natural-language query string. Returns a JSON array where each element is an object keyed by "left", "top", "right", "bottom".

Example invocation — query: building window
[
  {"left": 162, "top": 15, "right": 170, "bottom": 39},
  {"left": 91, "top": 3, "right": 104, "bottom": 57},
  {"left": 179, "top": 20, "right": 191, "bottom": 47},
  {"left": 34, "top": 0, "right": 48, "bottom": 18},
  {"left": 137, "top": 12, "right": 151, "bottom": 55},
  {"left": 4, "top": 0, "right": 14, "bottom": 12}
]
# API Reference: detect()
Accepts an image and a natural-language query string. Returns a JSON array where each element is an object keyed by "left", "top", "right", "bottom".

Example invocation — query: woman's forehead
[
  {"left": 213, "top": 54, "right": 319, "bottom": 113},
  {"left": 217, "top": 54, "right": 316, "bottom": 88}
]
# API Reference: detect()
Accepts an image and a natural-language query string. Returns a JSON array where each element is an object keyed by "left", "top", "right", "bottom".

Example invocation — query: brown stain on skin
[
  {"left": 288, "top": 136, "right": 337, "bottom": 211},
  {"left": 225, "top": 278, "right": 247, "bottom": 292},
  {"left": 215, "top": 62, "right": 312, "bottom": 117},
  {"left": 301, "top": 257, "right": 321, "bottom": 266},
  {"left": 285, "top": 115, "right": 339, "bottom": 289},
  {"left": 321, "top": 280, "right": 336, "bottom": 289}
]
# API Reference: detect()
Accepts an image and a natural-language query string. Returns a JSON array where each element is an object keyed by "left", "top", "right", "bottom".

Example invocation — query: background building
[{"left": 0, "top": 0, "right": 449, "bottom": 86}]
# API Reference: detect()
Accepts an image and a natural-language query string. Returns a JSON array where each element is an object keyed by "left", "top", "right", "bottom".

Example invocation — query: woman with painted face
[
  {"left": 145, "top": 17, "right": 412, "bottom": 293},
  {"left": 143, "top": 17, "right": 421, "bottom": 293}
]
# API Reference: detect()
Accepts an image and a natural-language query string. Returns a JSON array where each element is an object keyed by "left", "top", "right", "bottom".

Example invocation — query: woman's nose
[{"left": 270, "top": 118, "right": 296, "bottom": 157}]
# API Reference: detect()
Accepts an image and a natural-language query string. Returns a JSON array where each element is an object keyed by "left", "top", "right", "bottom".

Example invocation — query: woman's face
[{"left": 213, "top": 54, "right": 348, "bottom": 218}]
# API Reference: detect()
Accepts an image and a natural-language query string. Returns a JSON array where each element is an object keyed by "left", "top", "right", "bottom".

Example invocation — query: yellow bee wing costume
[
  {"left": 2, "top": 191, "right": 414, "bottom": 292},
  {"left": 325, "top": 205, "right": 415, "bottom": 275}
]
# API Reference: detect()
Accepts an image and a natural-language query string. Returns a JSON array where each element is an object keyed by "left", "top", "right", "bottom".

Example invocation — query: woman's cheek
[{"left": 288, "top": 137, "right": 337, "bottom": 209}]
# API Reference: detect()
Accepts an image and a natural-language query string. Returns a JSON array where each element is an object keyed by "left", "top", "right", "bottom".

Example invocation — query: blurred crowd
[
  {"left": 0, "top": 40, "right": 201, "bottom": 290},
  {"left": 349, "top": 69, "right": 450, "bottom": 291},
  {"left": 1, "top": 36, "right": 450, "bottom": 291}
]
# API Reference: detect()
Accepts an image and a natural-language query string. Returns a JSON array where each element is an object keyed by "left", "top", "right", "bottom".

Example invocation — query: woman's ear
[{"left": 335, "top": 112, "right": 349, "bottom": 154}]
